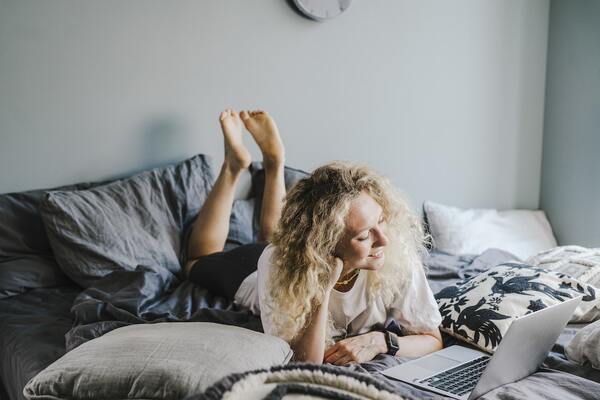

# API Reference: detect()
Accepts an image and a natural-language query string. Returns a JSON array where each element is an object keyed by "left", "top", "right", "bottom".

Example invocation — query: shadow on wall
[
  {"left": 105, "top": 117, "right": 194, "bottom": 183},
  {"left": 120, "top": 116, "right": 253, "bottom": 199},
  {"left": 141, "top": 117, "right": 190, "bottom": 167}
]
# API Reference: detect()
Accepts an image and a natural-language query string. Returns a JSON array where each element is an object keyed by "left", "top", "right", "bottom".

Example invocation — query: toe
[
  {"left": 240, "top": 110, "right": 250, "bottom": 120},
  {"left": 219, "top": 111, "right": 227, "bottom": 121}
]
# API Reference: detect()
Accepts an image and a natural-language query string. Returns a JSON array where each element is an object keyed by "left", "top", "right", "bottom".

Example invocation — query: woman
[{"left": 184, "top": 108, "right": 443, "bottom": 365}]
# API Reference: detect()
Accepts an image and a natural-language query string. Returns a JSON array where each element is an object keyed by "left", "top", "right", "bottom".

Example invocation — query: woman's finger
[
  {"left": 324, "top": 343, "right": 340, "bottom": 359},
  {"left": 334, "top": 354, "right": 356, "bottom": 366},
  {"left": 324, "top": 348, "right": 346, "bottom": 364}
]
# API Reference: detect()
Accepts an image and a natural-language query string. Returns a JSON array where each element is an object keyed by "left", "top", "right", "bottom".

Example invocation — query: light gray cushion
[{"left": 24, "top": 322, "right": 293, "bottom": 400}]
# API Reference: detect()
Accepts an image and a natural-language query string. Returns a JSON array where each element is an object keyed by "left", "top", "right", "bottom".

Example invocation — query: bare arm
[
  {"left": 395, "top": 328, "right": 443, "bottom": 357},
  {"left": 291, "top": 258, "right": 343, "bottom": 363},
  {"left": 324, "top": 328, "right": 443, "bottom": 365},
  {"left": 291, "top": 292, "right": 331, "bottom": 363}
]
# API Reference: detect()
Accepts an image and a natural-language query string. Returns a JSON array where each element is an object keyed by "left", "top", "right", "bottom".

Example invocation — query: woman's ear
[{"left": 333, "top": 242, "right": 343, "bottom": 259}]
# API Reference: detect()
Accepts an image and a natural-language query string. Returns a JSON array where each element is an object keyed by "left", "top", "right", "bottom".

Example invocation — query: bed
[
  {"left": 1, "top": 153, "right": 599, "bottom": 400},
  {"left": 2, "top": 251, "right": 600, "bottom": 400}
]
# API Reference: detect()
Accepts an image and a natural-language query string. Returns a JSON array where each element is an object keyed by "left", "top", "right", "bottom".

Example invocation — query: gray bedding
[
  {"left": 0, "top": 286, "right": 80, "bottom": 400},
  {"left": 2, "top": 249, "right": 600, "bottom": 400}
]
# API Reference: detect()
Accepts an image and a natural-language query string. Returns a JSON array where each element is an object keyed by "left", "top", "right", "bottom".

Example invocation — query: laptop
[{"left": 382, "top": 296, "right": 582, "bottom": 399}]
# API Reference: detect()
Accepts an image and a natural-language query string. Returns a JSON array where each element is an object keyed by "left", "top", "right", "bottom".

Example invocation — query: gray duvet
[{"left": 3, "top": 250, "right": 599, "bottom": 400}]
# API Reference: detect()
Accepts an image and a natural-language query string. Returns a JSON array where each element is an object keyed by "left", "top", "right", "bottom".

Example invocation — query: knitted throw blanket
[
  {"left": 527, "top": 245, "right": 600, "bottom": 287},
  {"left": 188, "top": 363, "right": 410, "bottom": 400}
]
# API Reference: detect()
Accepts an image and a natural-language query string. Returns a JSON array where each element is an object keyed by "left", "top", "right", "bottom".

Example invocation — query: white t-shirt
[{"left": 234, "top": 244, "right": 442, "bottom": 339}]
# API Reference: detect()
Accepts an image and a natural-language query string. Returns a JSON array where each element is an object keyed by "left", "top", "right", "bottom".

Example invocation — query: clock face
[{"left": 293, "top": 0, "right": 352, "bottom": 21}]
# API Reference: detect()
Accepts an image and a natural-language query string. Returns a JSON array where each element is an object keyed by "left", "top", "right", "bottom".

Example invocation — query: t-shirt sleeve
[
  {"left": 257, "top": 244, "right": 277, "bottom": 337},
  {"left": 389, "top": 265, "right": 442, "bottom": 334}
]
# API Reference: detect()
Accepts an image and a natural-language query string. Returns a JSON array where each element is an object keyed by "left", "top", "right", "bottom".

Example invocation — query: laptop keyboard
[{"left": 418, "top": 355, "right": 491, "bottom": 396}]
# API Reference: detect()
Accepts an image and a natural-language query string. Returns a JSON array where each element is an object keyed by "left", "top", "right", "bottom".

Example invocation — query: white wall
[
  {"left": 540, "top": 0, "right": 600, "bottom": 246},
  {"left": 0, "top": 0, "right": 549, "bottom": 211}
]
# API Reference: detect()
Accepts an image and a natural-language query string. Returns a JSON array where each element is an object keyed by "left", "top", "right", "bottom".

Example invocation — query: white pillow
[{"left": 424, "top": 201, "right": 557, "bottom": 260}]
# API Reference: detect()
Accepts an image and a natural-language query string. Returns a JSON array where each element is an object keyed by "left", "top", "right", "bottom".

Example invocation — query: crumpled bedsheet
[
  {"left": 3, "top": 249, "right": 600, "bottom": 400},
  {"left": 64, "top": 247, "right": 600, "bottom": 399},
  {"left": 566, "top": 319, "right": 600, "bottom": 371}
]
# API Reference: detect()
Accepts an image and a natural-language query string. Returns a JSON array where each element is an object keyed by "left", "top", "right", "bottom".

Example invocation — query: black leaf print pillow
[{"left": 435, "top": 263, "right": 600, "bottom": 353}]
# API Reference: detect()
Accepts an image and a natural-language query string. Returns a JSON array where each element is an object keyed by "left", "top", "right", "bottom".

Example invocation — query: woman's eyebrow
[
  {"left": 352, "top": 212, "right": 384, "bottom": 235},
  {"left": 352, "top": 227, "right": 369, "bottom": 236}
]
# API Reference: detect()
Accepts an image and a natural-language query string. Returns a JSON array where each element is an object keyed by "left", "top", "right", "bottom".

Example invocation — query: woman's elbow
[
  {"left": 294, "top": 355, "right": 323, "bottom": 364},
  {"left": 291, "top": 348, "right": 324, "bottom": 364},
  {"left": 428, "top": 328, "right": 444, "bottom": 350}
]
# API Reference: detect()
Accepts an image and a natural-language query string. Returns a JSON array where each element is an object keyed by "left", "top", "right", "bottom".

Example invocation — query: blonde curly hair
[{"left": 268, "top": 161, "right": 428, "bottom": 345}]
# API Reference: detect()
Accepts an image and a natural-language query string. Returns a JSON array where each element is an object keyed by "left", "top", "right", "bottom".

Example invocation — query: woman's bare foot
[
  {"left": 240, "top": 110, "right": 285, "bottom": 169},
  {"left": 220, "top": 108, "right": 251, "bottom": 173}
]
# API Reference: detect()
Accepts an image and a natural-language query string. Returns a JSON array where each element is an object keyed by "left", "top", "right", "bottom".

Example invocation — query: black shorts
[{"left": 187, "top": 243, "right": 268, "bottom": 300}]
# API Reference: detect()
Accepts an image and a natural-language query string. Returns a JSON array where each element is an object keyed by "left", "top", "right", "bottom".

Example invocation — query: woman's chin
[{"left": 364, "top": 255, "right": 385, "bottom": 270}]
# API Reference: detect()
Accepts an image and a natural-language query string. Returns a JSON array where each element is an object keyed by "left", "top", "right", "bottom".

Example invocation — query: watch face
[{"left": 293, "top": 0, "right": 352, "bottom": 21}]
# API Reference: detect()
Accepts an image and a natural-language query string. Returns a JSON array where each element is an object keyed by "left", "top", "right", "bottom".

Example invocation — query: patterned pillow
[
  {"left": 435, "top": 263, "right": 600, "bottom": 353},
  {"left": 526, "top": 246, "right": 600, "bottom": 288}
]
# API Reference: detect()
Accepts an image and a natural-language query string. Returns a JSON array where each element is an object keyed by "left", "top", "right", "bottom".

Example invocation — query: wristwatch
[{"left": 383, "top": 330, "right": 399, "bottom": 356}]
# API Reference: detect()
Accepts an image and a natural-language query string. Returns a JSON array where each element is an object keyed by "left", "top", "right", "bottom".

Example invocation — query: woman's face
[{"left": 335, "top": 192, "right": 389, "bottom": 272}]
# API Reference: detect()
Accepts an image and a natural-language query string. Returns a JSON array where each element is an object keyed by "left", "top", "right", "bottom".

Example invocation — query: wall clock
[{"left": 292, "top": 0, "right": 352, "bottom": 21}]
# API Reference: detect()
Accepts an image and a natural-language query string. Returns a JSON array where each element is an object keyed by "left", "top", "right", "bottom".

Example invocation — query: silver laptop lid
[{"left": 469, "top": 295, "right": 582, "bottom": 399}]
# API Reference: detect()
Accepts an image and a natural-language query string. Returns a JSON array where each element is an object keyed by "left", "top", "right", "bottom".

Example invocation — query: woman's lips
[{"left": 369, "top": 250, "right": 384, "bottom": 259}]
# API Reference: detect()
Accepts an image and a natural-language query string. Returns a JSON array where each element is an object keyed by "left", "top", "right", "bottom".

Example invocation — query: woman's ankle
[
  {"left": 221, "top": 161, "right": 245, "bottom": 181},
  {"left": 263, "top": 156, "right": 285, "bottom": 172}
]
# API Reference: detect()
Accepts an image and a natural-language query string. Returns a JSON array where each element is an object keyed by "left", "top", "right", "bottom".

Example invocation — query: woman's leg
[
  {"left": 187, "top": 242, "right": 268, "bottom": 299},
  {"left": 184, "top": 109, "right": 251, "bottom": 276},
  {"left": 240, "top": 110, "right": 286, "bottom": 241}
]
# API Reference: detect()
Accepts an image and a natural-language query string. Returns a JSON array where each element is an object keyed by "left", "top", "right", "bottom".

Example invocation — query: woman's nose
[{"left": 373, "top": 228, "right": 389, "bottom": 248}]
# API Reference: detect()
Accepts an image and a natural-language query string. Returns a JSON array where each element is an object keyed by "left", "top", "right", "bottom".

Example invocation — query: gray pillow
[
  {"left": 23, "top": 322, "right": 292, "bottom": 400},
  {"left": 0, "top": 181, "right": 105, "bottom": 298},
  {"left": 247, "top": 162, "right": 308, "bottom": 243},
  {"left": 222, "top": 162, "right": 308, "bottom": 249},
  {"left": 39, "top": 154, "right": 215, "bottom": 288}
]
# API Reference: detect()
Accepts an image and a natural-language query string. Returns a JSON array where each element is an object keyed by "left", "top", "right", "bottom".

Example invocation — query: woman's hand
[
  {"left": 323, "top": 331, "right": 386, "bottom": 365},
  {"left": 327, "top": 257, "right": 345, "bottom": 290}
]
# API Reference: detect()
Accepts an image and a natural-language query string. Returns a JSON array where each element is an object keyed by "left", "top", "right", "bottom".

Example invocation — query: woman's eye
[{"left": 357, "top": 234, "right": 369, "bottom": 241}]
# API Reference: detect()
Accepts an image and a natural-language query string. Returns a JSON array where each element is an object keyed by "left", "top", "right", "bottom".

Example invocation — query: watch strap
[{"left": 384, "top": 330, "right": 399, "bottom": 356}]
